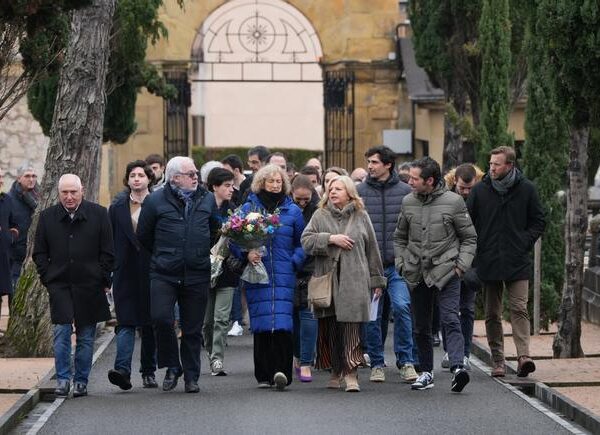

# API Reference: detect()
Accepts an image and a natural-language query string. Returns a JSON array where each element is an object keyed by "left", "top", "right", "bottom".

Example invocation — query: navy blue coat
[
  {"left": 109, "top": 191, "right": 152, "bottom": 326},
  {"left": 137, "top": 183, "right": 219, "bottom": 285},
  {"left": 233, "top": 193, "right": 305, "bottom": 333},
  {"left": 0, "top": 193, "right": 17, "bottom": 295},
  {"left": 7, "top": 182, "right": 38, "bottom": 263},
  {"left": 357, "top": 172, "right": 411, "bottom": 267}
]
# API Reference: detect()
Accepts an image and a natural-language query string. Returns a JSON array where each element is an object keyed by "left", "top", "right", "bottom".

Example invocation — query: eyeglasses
[{"left": 178, "top": 171, "right": 200, "bottom": 179}]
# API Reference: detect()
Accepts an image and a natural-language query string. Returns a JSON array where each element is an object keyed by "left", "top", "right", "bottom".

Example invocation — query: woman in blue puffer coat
[{"left": 232, "top": 164, "right": 305, "bottom": 390}]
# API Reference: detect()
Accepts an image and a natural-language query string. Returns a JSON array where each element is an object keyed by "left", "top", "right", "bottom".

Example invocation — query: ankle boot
[{"left": 344, "top": 369, "right": 360, "bottom": 392}]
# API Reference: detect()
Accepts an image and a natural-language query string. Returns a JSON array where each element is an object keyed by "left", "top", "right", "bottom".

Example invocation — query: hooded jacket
[
  {"left": 232, "top": 193, "right": 305, "bottom": 333},
  {"left": 394, "top": 183, "right": 477, "bottom": 290}
]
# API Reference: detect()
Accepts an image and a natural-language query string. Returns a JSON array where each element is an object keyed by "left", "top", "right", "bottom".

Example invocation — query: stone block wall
[{"left": 0, "top": 94, "right": 48, "bottom": 188}]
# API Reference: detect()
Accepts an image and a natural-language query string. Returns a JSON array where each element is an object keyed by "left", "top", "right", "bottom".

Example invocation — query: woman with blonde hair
[
  {"left": 301, "top": 175, "right": 385, "bottom": 392},
  {"left": 231, "top": 164, "right": 305, "bottom": 390}
]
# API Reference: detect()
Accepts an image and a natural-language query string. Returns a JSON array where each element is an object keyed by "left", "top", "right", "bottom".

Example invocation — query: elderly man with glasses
[{"left": 137, "top": 156, "right": 220, "bottom": 393}]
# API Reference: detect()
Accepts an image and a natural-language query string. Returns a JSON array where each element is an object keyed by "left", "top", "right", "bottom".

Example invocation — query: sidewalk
[{"left": 472, "top": 319, "right": 600, "bottom": 432}]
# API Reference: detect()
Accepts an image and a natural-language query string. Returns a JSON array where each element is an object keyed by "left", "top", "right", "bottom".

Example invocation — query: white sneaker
[
  {"left": 227, "top": 321, "right": 243, "bottom": 336},
  {"left": 362, "top": 353, "right": 371, "bottom": 368},
  {"left": 211, "top": 359, "right": 227, "bottom": 376},
  {"left": 441, "top": 352, "right": 450, "bottom": 369},
  {"left": 463, "top": 356, "right": 472, "bottom": 371},
  {"left": 273, "top": 372, "right": 287, "bottom": 391}
]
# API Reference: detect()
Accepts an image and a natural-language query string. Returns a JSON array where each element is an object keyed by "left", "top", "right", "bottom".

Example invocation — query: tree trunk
[
  {"left": 552, "top": 126, "right": 589, "bottom": 358},
  {"left": 6, "top": 0, "right": 117, "bottom": 357},
  {"left": 442, "top": 97, "right": 467, "bottom": 172}
]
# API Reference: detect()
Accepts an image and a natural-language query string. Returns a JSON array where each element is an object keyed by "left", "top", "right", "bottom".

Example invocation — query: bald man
[{"left": 33, "top": 174, "right": 114, "bottom": 398}]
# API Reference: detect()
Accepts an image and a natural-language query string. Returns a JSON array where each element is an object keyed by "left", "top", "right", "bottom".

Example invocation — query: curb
[
  {"left": 471, "top": 338, "right": 599, "bottom": 434},
  {"left": 0, "top": 324, "right": 114, "bottom": 435}
]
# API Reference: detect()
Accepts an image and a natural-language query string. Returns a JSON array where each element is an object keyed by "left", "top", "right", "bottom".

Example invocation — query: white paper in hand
[{"left": 369, "top": 294, "right": 380, "bottom": 321}]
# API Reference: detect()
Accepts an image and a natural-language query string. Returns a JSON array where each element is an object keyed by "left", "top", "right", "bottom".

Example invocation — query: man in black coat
[
  {"left": 466, "top": 146, "right": 546, "bottom": 378},
  {"left": 107, "top": 160, "right": 157, "bottom": 391},
  {"left": 0, "top": 168, "right": 19, "bottom": 320},
  {"left": 33, "top": 174, "right": 114, "bottom": 398},
  {"left": 137, "top": 156, "right": 219, "bottom": 393},
  {"left": 8, "top": 164, "right": 39, "bottom": 289}
]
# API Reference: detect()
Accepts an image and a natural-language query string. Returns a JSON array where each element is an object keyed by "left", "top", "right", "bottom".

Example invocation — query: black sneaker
[
  {"left": 73, "top": 382, "right": 87, "bottom": 398},
  {"left": 451, "top": 367, "right": 470, "bottom": 393},
  {"left": 411, "top": 372, "right": 434, "bottom": 390},
  {"left": 54, "top": 380, "right": 70, "bottom": 397},
  {"left": 142, "top": 374, "right": 158, "bottom": 388}
]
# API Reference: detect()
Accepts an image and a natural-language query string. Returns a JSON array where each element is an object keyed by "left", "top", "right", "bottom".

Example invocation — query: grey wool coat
[{"left": 301, "top": 202, "right": 387, "bottom": 322}]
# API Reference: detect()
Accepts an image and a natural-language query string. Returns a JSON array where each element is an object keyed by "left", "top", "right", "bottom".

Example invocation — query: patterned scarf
[{"left": 171, "top": 184, "right": 196, "bottom": 218}]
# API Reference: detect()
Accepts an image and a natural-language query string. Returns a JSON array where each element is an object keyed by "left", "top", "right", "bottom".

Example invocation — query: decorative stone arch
[{"left": 190, "top": 0, "right": 323, "bottom": 82}]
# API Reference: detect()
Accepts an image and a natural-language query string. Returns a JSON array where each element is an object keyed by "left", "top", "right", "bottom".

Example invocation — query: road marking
[
  {"left": 470, "top": 355, "right": 587, "bottom": 434},
  {"left": 24, "top": 329, "right": 115, "bottom": 435}
]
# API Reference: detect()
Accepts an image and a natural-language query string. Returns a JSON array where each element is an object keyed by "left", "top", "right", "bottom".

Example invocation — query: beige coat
[{"left": 301, "top": 202, "right": 386, "bottom": 322}]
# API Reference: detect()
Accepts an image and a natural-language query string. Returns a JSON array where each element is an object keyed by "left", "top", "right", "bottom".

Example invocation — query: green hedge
[{"left": 192, "top": 146, "right": 322, "bottom": 171}]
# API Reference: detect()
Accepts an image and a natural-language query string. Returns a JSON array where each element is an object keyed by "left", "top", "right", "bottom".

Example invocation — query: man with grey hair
[
  {"left": 200, "top": 160, "right": 223, "bottom": 186},
  {"left": 33, "top": 174, "right": 114, "bottom": 398},
  {"left": 8, "top": 163, "right": 39, "bottom": 288},
  {"left": 137, "top": 156, "right": 219, "bottom": 393}
]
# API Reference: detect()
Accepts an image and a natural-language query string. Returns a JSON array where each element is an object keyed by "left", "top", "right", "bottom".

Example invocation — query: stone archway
[{"left": 187, "top": 0, "right": 324, "bottom": 151}]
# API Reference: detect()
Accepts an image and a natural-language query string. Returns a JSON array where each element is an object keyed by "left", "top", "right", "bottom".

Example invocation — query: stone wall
[{"left": 0, "top": 94, "right": 48, "bottom": 188}]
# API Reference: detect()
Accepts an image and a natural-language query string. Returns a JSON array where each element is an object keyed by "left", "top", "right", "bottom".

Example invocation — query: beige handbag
[{"left": 308, "top": 213, "right": 354, "bottom": 309}]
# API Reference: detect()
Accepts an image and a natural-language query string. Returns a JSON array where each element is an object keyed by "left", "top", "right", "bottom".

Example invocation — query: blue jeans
[
  {"left": 363, "top": 287, "right": 385, "bottom": 368},
  {"left": 114, "top": 325, "right": 157, "bottom": 376},
  {"left": 292, "top": 307, "right": 318, "bottom": 366},
  {"left": 363, "top": 266, "right": 417, "bottom": 367},
  {"left": 230, "top": 285, "right": 243, "bottom": 323},
  {"left": 442, "top": 281, "right": 476, "bottom": 357},
  {"left": 53, "top": 324, "right": 96, "bottom": 385},
  {"left": 386, "top": 266, "right": 417, "bottom": 365}
]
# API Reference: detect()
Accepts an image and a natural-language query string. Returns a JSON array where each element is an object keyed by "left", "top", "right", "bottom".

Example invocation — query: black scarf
[{"left": 257, "top": 190, "right": 285, "bottom": 213}]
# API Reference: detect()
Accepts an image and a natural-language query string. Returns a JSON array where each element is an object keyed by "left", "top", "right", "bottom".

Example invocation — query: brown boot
[
  {"left": 344, "top": 369, "right": 360, "bottom": 392},
  {"left": 491, "top": 360, "right": 506, "bottom": 377},
  {"left": 327, "top": 372, "right": 341, "bottom": 389},
  {"left": 517, "top": 356, "right": 536, "bottom": 377}
]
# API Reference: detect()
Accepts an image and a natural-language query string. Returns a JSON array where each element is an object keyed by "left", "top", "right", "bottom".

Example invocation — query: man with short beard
[{"left": 466, "top": 146, "right": 545, "bottom": 378}]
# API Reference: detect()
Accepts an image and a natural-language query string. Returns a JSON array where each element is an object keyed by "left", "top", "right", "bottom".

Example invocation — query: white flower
[{"left": 245, "top": 212, "right": 262, "bottom": 221}]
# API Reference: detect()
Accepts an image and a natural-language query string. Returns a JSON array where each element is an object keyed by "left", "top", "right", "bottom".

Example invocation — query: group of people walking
[{"left": 0, "top": 143, "right": 545, "bottom": 398}]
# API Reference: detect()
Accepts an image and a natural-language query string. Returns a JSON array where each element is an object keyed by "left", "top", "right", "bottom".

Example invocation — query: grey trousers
[
  {"left": 484, "top": 280, "right": 530, "bottom": 362},
  {"left": 203, "top": 286, "right": 235, "bottom": 364}
]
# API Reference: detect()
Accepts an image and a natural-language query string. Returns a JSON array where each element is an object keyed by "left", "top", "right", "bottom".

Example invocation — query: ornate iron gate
[
  {"left": 324, "top": 71, "right": 355, "bottom": 171},
  {"left": 163, "top": 71, "right": 191, "bottom": 160}
]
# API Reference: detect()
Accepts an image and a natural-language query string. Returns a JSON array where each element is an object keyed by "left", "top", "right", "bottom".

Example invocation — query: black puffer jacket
[
  {"left": 357, "top": 173, "right": 411, "bottom": 267},
  {"left": 137, "top": 183, "right": 219, "bottom": 285},
  {"left": 466, "top": 172, "right": 546, "bottom": 282}
]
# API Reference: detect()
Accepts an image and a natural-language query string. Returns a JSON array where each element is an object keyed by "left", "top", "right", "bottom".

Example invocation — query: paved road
[{"left": 38, "top": 331, "right": 573, "bottom": 435}]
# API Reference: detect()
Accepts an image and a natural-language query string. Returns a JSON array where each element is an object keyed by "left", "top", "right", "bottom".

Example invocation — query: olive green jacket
[{"left": 393, "top": 184, "right": 477, "bottom": 290}]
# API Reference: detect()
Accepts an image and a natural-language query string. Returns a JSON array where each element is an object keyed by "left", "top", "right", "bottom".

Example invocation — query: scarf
[
  {"left": 171, "top": 185, "right": 196, "bottom": 218},
  {"left": 491, "top": 167, "right": 518, "bottom": 195},
  {"left": 13, "top": 182, "right": 39, "bottom": 210},
  {"left": 257, "top": 190, "right": 285, "bottom": 213}
]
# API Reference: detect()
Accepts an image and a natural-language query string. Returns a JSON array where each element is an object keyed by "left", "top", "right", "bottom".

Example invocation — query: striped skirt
[{"left": 315, "top": 316, "right": 365, "bottom": 377}]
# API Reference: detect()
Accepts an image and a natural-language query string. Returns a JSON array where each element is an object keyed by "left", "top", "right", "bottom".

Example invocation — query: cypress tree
[
  {"left": 478, "top": 0, "right": 512, "bottom": 168},
  {"left": 521, "top": 0, "right": 567, "bottom": 329}
]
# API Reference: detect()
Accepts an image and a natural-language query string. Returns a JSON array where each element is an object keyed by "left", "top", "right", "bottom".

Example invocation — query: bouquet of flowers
[{"left": 220, "top": 209, "right": 281, "bottom": 284}]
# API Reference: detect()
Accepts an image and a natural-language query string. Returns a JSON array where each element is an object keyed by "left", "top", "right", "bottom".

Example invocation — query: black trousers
[
  {"left": 253, "top": 331, "right": 293, "bottom": 385},
  {"left": 150, "top": 279, "right": 208, "bottom": 382}
]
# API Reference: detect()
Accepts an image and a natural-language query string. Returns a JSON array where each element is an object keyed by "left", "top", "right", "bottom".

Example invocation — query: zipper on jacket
[
  {"left": 381, "top": 187, "right": 387, "bottom": 263},
  {"left": 270, "top": 238, "right": 275, "bottom": 333}
]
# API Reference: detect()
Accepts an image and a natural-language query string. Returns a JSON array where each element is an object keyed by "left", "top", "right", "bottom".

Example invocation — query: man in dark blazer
[
  {"left": 33, "top": 174, "right": 114, "bottom": 398},
  {"left": 137, "top": 156, "right": 219, "bottom": 394}
]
